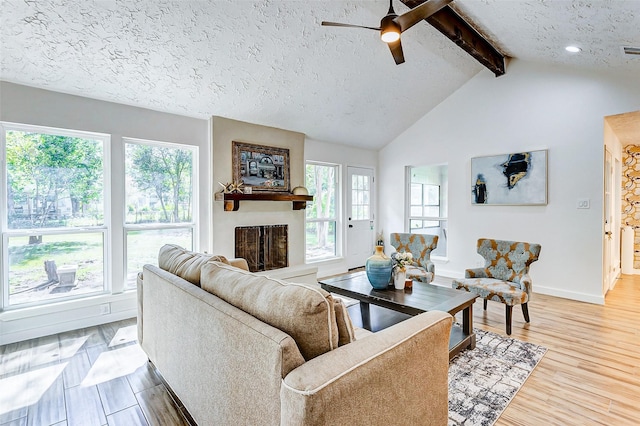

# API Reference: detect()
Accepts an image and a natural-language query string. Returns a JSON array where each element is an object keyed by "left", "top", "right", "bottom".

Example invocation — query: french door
[{"left": 346, "top": 166, "right": 374, "bottom": 269}]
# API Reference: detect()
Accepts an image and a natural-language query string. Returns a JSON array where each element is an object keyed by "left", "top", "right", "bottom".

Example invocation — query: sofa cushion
[
  {"left": 201, "top": 262, "right": 339, "bottom": 361},
  {"left": 158, "top": 244, "right": 229, "bottom": 287}
]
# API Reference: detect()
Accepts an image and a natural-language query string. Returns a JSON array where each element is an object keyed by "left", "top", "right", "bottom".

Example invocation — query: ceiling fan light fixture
[
  {"left": 381, "top": 29, "right": 400, "bottom": 43},
  {"left": 380, "top": 14, "right": 400, "bottom": 43}
]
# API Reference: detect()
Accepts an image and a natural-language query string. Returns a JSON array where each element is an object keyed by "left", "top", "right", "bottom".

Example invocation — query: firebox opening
[{"left": 235, "top": 225, "right": 288, "bottom": 272}]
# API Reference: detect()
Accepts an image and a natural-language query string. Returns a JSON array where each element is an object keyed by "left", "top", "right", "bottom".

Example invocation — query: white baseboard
[{"left": 533, "top": 286, "right": 605, "bottom": 305}]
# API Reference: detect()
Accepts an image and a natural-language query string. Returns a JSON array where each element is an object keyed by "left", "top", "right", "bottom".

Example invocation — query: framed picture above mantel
[{"left": 232, "top": 141, "right": 290, "bottom": 192}]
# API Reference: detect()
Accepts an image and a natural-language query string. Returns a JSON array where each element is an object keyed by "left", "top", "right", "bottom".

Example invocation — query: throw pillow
[
  {"left": 201, "top": 261, "right": 339, "bottom": 361},
  {"left": 334, "top": 298, "right": 356, "bottom": 346},
  {"left": 158, "top": 244, "right": 229, "bottom": 287}
]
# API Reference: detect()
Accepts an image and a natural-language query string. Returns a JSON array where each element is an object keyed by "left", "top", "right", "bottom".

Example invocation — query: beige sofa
[{"left": 138, "top": 245, "right": 453, "bottom": 426}]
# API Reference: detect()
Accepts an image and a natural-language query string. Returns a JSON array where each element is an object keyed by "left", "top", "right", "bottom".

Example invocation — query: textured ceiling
[{"left": 1, "top": 0, "right": 639, "bottom": 149}]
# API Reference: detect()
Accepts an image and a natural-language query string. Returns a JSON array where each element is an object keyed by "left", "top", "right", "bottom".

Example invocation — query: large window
[
  {"left": 305, "top": 162, "right": 339, "bottom": 262},
  {"left": 123, "top": 139, "right": 197, "bottom": 288},
  {"left": 0, "top": 124, "right": 199, "bottom": 311},
  {"left": 408, "top": 164, "right": 448, "bottom": 257},
  {"left": 2, "top": 124, "right": 108, "bottom": 307}
]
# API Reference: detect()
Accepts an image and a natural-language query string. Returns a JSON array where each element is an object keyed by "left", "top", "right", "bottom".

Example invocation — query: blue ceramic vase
[{"left": 365, "top": 246, "right": 393, "bottom": 290}]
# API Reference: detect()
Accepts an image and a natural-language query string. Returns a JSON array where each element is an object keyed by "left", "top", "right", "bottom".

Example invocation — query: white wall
[
  {"left": 378, "top": 60, "right": 640, "bottom": 304},
  {"left": 304, "top": 138, "right": 378, "bottom": 278},
  {"left": 0, "top": 82, "right": 210, "bottom": 344}
]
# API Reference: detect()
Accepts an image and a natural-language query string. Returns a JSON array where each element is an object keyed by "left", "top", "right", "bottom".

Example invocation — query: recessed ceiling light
[{"left": 565, "top": 45, "right": 582, "bottom": 53}]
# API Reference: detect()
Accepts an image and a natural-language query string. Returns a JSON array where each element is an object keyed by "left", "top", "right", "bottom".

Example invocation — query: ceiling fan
[{"left": 322, "top": 0, "right": 453, "bottom": 65}]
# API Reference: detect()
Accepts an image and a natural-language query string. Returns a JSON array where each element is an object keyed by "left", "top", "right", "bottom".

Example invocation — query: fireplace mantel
[{"left": 215, "top": 192, "right": 313, "bottom": 211}]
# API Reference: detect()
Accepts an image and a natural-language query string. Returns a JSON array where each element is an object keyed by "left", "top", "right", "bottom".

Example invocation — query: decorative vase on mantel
[
  {"left": 394, "top": 268, "right": 406, "bottom": 290},
  {"left": 365, "top": 246, "right": 393, "bottom": 290}
]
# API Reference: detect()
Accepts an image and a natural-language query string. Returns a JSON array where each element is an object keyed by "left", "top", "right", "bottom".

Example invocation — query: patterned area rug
[{"left": 448, "top": 328, "right": 547, "bottom": 426}]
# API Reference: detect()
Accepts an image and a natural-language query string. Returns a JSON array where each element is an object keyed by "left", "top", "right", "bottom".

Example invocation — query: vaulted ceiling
[{"left": 1, "top": 0, "right": 639, "bottom": 149}]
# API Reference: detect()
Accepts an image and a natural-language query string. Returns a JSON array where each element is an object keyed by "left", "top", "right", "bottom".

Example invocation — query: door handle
[{"left": 349, "top": 224, "right": 353, "bottom": 228}]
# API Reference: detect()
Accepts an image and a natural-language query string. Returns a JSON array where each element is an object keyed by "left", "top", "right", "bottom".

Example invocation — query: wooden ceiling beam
[{"left": 401, "top": 0, "right": 506, "bottom": 77}]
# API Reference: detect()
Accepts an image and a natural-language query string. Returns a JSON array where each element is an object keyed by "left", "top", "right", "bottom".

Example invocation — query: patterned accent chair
[
  {"left": 452, "top": 239, "right": 541, "bottom": 335},
  {"left": 389, "top": 233, "right": 439, "bottom": 283}
]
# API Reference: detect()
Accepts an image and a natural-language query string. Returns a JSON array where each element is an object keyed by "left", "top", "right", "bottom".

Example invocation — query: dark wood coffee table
[{"left": 320, "top": 271, "right": 478, "bottom": 360}]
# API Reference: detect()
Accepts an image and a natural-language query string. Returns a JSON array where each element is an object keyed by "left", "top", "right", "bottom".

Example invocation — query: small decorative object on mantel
[
  {"left": 217, "top": 181, "right": 244, "bottom": 194},
  {"left": 228, "top": 181, "right": 244, "bottom": 194},
  {"left": 292, "top": 186, "right": 309, "bottom": 196},
  {"left": 365, "top": 245, "right": 393, "bottom": 290},
  {"left": 218, "top": 182, "right": 233, "bottom": 193},
  {"left": 244, "top": 186, "right": 252, "bottom": 194}
]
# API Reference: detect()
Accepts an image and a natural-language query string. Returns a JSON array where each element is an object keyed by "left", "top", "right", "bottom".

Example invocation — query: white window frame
[
  {"left": 122, "top": 137, "right": 198, "bottom": 288},
  {"left": 305, "top": 161, "right": 341, "bottom": 263},
  {"left": 0, "top": 122, "right": 111, "bottom": 310}
]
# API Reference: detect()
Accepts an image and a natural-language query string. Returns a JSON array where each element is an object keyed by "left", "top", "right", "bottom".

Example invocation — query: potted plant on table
[{"left": 392, "top": 252, "right": 413, "bottom": 290}]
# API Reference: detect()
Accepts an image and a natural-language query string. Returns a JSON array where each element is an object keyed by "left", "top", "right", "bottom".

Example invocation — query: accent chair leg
[
  {"left": 505, "top": 305, "right": 513, "bottom": 335},
  {"left": 483, "top": 299, "right": 488, "bottom": 310},
  {"left": 522, "top": 303, "right": 530, "bottom": 323}
]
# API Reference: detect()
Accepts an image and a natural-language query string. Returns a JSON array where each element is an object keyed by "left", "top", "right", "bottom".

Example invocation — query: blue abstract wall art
[{"left": 471, "top": 150, "right": 547, "bottom": 205}]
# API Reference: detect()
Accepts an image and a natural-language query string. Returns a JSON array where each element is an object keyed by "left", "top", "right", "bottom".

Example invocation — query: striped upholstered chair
[
  {"left": 389, "top": 233, "right": 439, "bottom": 283},
  {"left": 452, "top": 239, "right": 541, "bottom": 335}
]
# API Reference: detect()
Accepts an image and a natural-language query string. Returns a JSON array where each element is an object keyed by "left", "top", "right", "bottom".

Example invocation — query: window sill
[
  {"left": 305, "top": 257, "right": 344, "bottom": 266},
  {"left": 0, "top": 292, "right": 135, "bottom": 321}
]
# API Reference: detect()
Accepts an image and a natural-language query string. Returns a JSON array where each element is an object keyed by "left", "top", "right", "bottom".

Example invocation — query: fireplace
[{"left": 235, "top": 225, "right": 288, "bottom": 272}]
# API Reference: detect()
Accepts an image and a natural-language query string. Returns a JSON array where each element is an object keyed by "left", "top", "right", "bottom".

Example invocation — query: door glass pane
[
  {"left": 125, "top": 228, "right": 192, "bottom": 287},
  {"left": 350, "top": 174, "right": 371, "bottom": 221},
  {"left": 6, "top": 130, "right": 104, "bottom": 229},
  {"left": 8, "top": 232, "right": 105, "bottom": 306}
]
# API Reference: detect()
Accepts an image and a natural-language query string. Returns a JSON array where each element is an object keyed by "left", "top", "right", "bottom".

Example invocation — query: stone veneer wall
[{"left": 622, "top": 145, "right": 640, "bottom": 268}]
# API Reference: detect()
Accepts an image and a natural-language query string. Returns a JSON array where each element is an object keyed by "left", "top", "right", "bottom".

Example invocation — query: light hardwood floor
[
  {"left": 1, "top": 275, "right": 639, "bottom": 425},
  {"left": 0, "top": 318, "right": 191, "bottom": 426}
]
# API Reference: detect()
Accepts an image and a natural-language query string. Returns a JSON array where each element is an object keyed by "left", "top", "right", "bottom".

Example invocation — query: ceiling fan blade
[
  {"left": 388, "top": 39, "right": 405, "bottom": 65},
  {"left": 321, "top": 21, "right": 381, "bottom": 31},
  {"left": 395, "top": 0, "right": 452, "bottom": 33}
]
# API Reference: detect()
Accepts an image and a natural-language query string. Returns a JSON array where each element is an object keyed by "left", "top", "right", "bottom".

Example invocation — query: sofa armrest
[
  {"left": 228, "top": 258, "right": 249, "bottom": 271},
  {"left": 465, "top": 267, "right": 488, "bottom": 278},
  {"left": 280, "top": 311, "right": 452, "bottom": 426}
]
